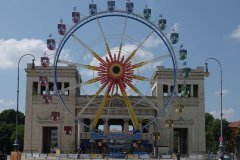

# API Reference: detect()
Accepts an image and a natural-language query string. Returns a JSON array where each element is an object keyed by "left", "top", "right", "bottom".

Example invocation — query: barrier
[{"left": 10, "top": 152, "right": 21, "bottom": 160}]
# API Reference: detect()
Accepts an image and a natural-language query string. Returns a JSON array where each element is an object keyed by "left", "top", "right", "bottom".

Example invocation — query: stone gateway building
[{"left": 23, "top": 63, "right": 206, "bottom": 156}]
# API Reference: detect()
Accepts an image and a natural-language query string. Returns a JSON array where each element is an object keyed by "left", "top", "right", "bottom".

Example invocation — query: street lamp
[
  {"left": 13, "top": 54, "right": 35, "bottom": 151},
  {"left": 204, "top": 57, "right": 224, "bottom": 159}
]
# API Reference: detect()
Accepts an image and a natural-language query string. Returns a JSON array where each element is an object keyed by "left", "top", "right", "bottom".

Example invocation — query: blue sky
[{"left": 0, "top": 0, "right": 239, "bottom": 122}]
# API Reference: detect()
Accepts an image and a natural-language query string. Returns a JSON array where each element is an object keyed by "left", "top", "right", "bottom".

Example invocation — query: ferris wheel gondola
[{"left": 47, "top": 35, "right": 56, "bottom": 50}]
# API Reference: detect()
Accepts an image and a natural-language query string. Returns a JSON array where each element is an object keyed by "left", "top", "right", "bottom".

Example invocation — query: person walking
[{"left": 176, "top": 151, "right": 181, "bottom": 160}]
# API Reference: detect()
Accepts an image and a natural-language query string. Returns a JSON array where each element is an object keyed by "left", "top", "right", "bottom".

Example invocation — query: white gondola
[
  {"left": 179, "top": 49, "right": 187, "bottom": 60},
  {"left": 72, "top": 11, "right": 80, "bottom": 24},
  {"left": 39, "top": 76, "right": 48, "bottom": 87},
  {"left": 143, "top": 6, "right": 151, "bottom": 20},
  {"left": 126, "top": 0, "right": 134, "bottom": 13},
  {"left": 107, "top": 1, "right": 115, "bottom": 12},
  {"left": 181, "top": 84, "right": 190, "bottom": 97},
  {"left": 170, "top": 32, "right": 179, "bottom": 44},
  {"left": 58, "top": 20, "right": 66, "bottom": 35},
  {"left": 158, "top": 17, "right": 166, "bottom": 31},
  {"left": 41, "top": 57, "right": 50, "bottom": 68},
  {"left": 89, "top": 3, "right": 97, "bottom": 15},
  {"left": 182, "top": 67, "right": 191, "bottom": 79},
  {"left": 47, "top": 38, "right": 56, "bottom": 50}
]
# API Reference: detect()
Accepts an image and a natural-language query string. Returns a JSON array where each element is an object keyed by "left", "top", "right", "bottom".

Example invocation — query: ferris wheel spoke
[
  {"left": 124, "top": 30, "right": 154, "bottom": 65},
  {"left": 72, "top": 34, "right": 107, "bottom": 66},
  {"left": 91, "top": 80, "right": 114, "bottom": 129},
  {"left": 131, "top": 75, "right": 151, "bottom": 81},
  {"left": 58, "top": 59, "right": 98, "bottom": 71},
  {"left": 105, "top": 83, "right": 116, "bottom": 122},
  {"left": 118, "top": 17, "right": 128, "bottom": 61},
  {"left": 78, "top": 81, "right": 109, "bottom": 116},
  {"left": 119, "top": 80, "right": 139, "bottom": 130},
  {"left": 123, "top": 80, "right": 159, "bottom": 111},
  {"left": 96, "top": 15, "right": 114, "bottom": 62},
  {"left": 130, "top": 53, "right": 170, "bottom": 69},
  {"left": 64, "top": 77, "right": 101, "bottom": 91}
]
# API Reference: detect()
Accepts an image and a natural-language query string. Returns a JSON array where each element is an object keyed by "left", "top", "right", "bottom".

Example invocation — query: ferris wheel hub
[{"left": 110, "top": 63, "right": 123, "bottom": 78}]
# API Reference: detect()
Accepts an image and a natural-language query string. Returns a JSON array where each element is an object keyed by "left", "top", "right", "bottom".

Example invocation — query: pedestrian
[{"left": 176, "top": 151, "right": 181, "bottom": 160}]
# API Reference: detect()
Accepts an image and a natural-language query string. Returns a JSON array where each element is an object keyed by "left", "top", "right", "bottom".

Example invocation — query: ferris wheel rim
[{"left": 53, "top": 9, "right": 178, "bottom": 131}]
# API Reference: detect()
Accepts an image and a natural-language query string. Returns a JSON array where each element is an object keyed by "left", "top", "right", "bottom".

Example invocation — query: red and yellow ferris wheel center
[
  {"left": 109, "top": 63, "right": 123, "bottom": 79},
  {"left": 97, "top": 54, "right": 134, "bottom": 88}
]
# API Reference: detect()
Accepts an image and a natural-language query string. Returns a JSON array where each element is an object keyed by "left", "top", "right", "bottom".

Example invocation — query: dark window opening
[
  {"left": 42, "top": 127, "right": 58, "bottom": 154},
  {"left": 173, "top": 128, "right": 188, "bottom": 154},
  {"left": 186, "top": 84, "right": 191, "bottom": 97},
  {"left": 193, "top": 85, "right": 198, "bottom": 97},
  {"left": 163, "top": 84, "right": 168, "bottom": 96},
  {"left": 64, "top": 82, "right": 69, "bottom": 96},
  {"left": 57, "top": 82, "right": 62, "bottom": 91},
  {"left": 32, "top": 82, "right": 38, "bottom": 95},
  {"left": 178, "top": 84, "right": 183, "bottom": 96},
  {"left": 170, "top": 86, "right": 174, "bottom": 95},
  {"left": 41, "top": 86, "right": 46, "bottom": 95},
  {"left": 49, "top": 82, "right": 54, "bottom": 95}
]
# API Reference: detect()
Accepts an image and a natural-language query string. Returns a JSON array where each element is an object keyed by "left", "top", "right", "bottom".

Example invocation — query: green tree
[
  {"left": 205, "top": 113, "right": 217, "bottom": 152},
  {"left": 0, "top": 109, "right": 25, "bottom": 154},
  {"left": 0, "top": 109, "right": 24, "bottom": 124},
  {"left": 10, "top": 124, "right": 25, "bottom": 151},
  {"left": 212, "top": 119, "right": 233, "bottom": 152},
  {"left": 0, "top": 123, "right": 15, "bottom": 154},
  {"left": 205, "top": 113, "right": 233, "bottom": 153}
]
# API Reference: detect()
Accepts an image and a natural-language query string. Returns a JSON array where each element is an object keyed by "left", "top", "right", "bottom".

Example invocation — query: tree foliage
[
  {"left": 205, "top": 112, "right": 234, "bottom": 153},
  {"left": 0, "top": 109, "right": 24, "bottom": 124},
  {"left": 0, "top": 109, "right": 25, "bottom": 154},
  {"left": 205, "top": 113, "right": 216, "bottom": 152}
]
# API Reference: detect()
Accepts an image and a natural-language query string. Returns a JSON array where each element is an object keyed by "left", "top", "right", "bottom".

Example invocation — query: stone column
[
  {"left": 61, "top": 82, "right": 64, "bottom": 93},
  {"left": 190, "top": 84, "right": 193, "bottom": 97},
  {"left": 123, "top": 119, "right": 129, "bottom": 133}
]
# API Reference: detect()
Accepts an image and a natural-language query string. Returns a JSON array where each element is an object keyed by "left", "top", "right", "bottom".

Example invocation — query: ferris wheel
[{"left": 48, "top": 0, "right": 189, "bottom": 132}]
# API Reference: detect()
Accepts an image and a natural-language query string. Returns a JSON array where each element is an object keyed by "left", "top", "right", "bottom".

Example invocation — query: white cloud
[
  {"left": 230, "top": 25, "right": 240, "bottom": 40},
  {"left": 210, "top": 108, "right": 235, "bottom": 120},
  {"left": 214, "top": 89, "right": 229, "bottom": 96},
  {"left": 0, "top": 99, "right": 15, "bottom": 112},
  {"left": 121, "top": 44, "right": 154, "bottom": 63},
  {"left": 143, "top": 34, "right": 163, "bottom": 48},
  {"left": 0, "top": 38, "right": 54, "bottom": 69}
]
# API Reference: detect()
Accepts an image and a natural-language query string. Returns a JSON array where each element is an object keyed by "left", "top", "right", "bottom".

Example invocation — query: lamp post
[
  {"left": 204, "top": 57, "right": 224, "bottom": 159},
  {"left": 13, "top": 54, "right": 35, "bottom": 151}
]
